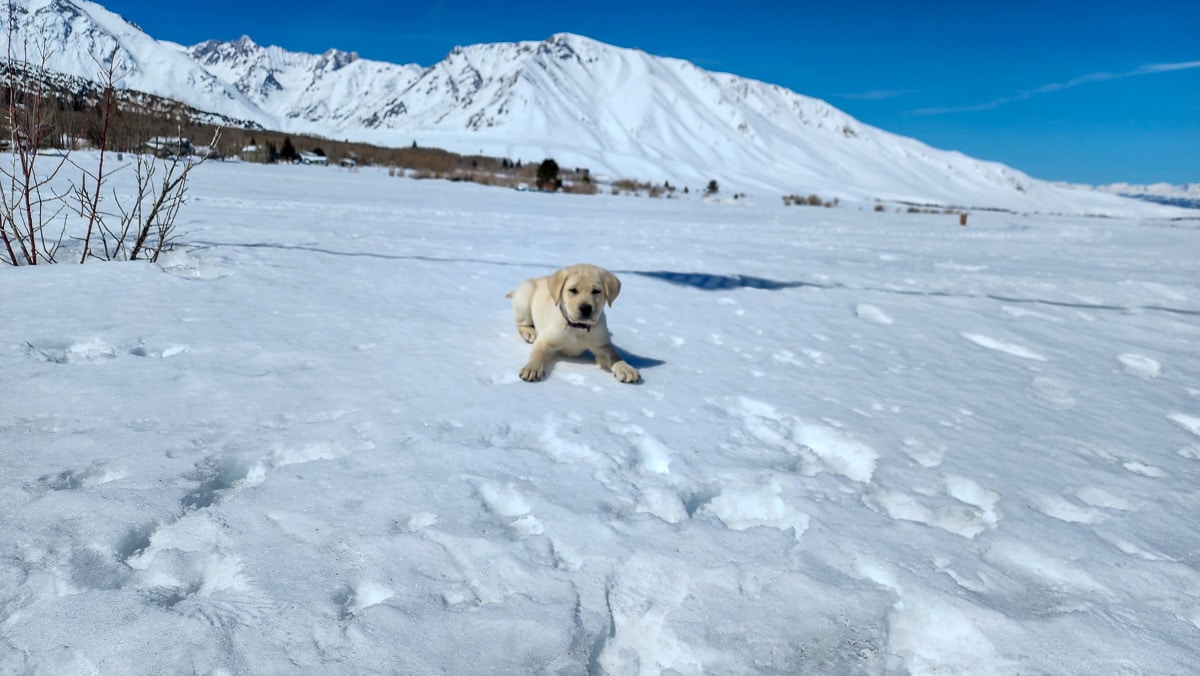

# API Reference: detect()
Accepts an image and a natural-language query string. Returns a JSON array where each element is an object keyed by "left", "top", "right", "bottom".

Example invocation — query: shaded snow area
[{"left": 3, "top": 159, "right": 1200, "bottom": 675}]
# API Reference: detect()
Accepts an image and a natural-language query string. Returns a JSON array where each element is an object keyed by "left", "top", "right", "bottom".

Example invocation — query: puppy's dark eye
[
  {"left": 568, "top": 288, "right": 578, "bottom": 295},
  {"left": 591, "top": 289, "right": 601, "bottom": 295}
]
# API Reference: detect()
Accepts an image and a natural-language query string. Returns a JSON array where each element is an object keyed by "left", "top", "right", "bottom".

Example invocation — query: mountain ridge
[{"left": 1, "top": 0, "right": 1187, "bottom": 216}]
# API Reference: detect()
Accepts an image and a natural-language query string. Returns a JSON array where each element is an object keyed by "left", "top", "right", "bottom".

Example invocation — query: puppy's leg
[
  {"left": 593, "top": 343, "right": 640, "bottom": 383},
  {"left": 520, "top": 342, "right": 551, "bottom": 382},
  {"left": 507, "top": 281, "right": 537, "bottom": 343}
]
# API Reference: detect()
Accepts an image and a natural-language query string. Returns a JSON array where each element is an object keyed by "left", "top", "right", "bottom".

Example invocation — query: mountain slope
[
  {"left": 3, "top": 0, "right": 269, "bottom": 125},
  {"left": 186, "top": 36, "right": 424, "bottom": 132},
  {"left": 0, "top": 0, "right": 1183, "bottom": 215}
]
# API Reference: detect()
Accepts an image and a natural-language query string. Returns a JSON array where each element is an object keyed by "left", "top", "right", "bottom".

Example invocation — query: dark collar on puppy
[{"left": 559, "top": 303, "right": 592, "bottom": 331}]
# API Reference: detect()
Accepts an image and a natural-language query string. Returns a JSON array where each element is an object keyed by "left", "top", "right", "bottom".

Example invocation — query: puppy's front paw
[
  {"left": 517, "top": 326, "right": 537, "bottom": 343},
  {"left": 612, "top": 361, "right": 640, "bottom": 383},
  {"left": 520, "top": 362, "right": 545, "bottom": 382}
]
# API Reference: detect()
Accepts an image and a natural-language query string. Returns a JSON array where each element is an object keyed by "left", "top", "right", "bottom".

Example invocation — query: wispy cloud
[
  {"left": 912, "top": 60, "right": 1200, "bottom": 115},
  {"left": 838, "top": 89, "right": 916, "bottom": 101}
]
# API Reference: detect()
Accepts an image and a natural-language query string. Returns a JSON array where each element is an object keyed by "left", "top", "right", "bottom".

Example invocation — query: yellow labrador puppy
[{"left": 507, "top": 264, "right": 640, "bottom": 383}]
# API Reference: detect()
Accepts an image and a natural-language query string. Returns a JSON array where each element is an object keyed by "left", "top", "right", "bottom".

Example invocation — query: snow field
[{"left": 2, "top": 159, "right": 1199, "bottom": 674}]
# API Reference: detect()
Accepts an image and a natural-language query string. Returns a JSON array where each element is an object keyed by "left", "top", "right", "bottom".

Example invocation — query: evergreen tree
[
  {"left": 536, "top": 158, "right": 560, "bottom": 191},
  {"left": 280, "top": 137, "right": 298, "bottom": 162}
]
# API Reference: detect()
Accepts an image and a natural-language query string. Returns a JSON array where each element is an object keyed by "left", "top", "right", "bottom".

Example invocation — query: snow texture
[{"left": 2, "top": 157, "right": 1199, "bottom": 674}]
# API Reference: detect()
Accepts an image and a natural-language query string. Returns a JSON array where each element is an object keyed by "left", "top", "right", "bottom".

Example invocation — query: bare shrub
[
  {"left": 1, "top": 23, "right": 213, "bottom": 265},
  {"left": 86, "top": 131, "right": 217, "bottom": 262},
  {"left": 563, "top": 179, "right": 599, "bottom": 195},
  {"left": 1, "top": 27, "right": 72, "bottom": 264},
  {"left": 784, "top": 194, "right": 839, "bottom": 208}
]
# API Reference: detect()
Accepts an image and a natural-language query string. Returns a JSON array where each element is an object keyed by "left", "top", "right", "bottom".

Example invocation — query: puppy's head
[{"left": 549, "top": 264, "right": 621, "bottom": 326}]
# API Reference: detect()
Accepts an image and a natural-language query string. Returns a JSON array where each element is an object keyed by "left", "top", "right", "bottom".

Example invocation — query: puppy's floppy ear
[
  {"left": 601, "top": 270, "right": 621, "bottom": 307},
  {"left": 548, "top": 267, "right": 570, "bottom": 305}
]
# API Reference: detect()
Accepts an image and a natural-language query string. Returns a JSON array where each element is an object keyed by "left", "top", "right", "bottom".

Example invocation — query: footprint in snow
[
  {"left": 729, "top": 396, "right": 879, "bottom": 483},
  {"left": 38, "top": 462, "right": 127, "bottom": 491},
  {"left": 865, "top": 474, "right": 1000, "bottom": 540},
  {"left": 24, "top": 337, "right": 116, "bottom": 364},
  {"left": 473, "top": 479, "right": 543, "bottom": 539},
  {"left": 608, "top": 424, "right": 672, "bottom": 475},
  {"left": 334, "top": 580, "right": 395, "bottom": 620},
  {"left": 595, "top": 555, "right": 702, "bottom": 675}
]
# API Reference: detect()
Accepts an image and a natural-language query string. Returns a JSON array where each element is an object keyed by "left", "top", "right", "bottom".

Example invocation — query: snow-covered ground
[{"left": 3, "top": 159, "right": 1199, "bottom": 675}]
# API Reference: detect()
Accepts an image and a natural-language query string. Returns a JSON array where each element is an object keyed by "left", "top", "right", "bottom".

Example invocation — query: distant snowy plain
[{"left": 3, "top": 158, "right": 1200, "bottom": 674}]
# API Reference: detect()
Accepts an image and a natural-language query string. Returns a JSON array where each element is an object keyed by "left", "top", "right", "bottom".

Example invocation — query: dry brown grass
[{"left": 784, "top": 194, "right": 839, "bottom": 207}]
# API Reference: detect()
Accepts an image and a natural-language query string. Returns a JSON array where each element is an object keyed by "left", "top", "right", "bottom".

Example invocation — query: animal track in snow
[
  {"left": 866, "top": 474, "right": 1001, "bottom": 539},
  {"left": 335, "top": 580, "right": 395, "bottom": 619},
  {"left": 25, "top": 337, "right": 116, "bottom": 363},
  {"left": 728, "top": 397, "right": 879, "bottom": 483},
  {"left": 531, "top": 416, "right": 605, "bottom": 463},
  {"left": 608, "top": 424, "right": 672, "bottom": 474},
  {"left": 182, "top": 456, "right": 265, "bottom": 511},
  {"left": 634, "top": 486, "right": 689, "bottom": 524},
  {"left": 855, "top": 556, "right": 1003, "bottom": 674},
  {"left": 472, "top": 479, "right": 543, "bottom": 539},
  {"left": 25, "top": 337, "right": 190, "bottom": 363},
  {"left": 961, "top": 333, "right": 1046, "bottom": 361},
  {"left": 103, "top": 511, "right": 272, "bottom": 627},
  {"left": 594, "top": 555, "right": 702, "bottom": 675},
  {"left": 791, "top": 420, "right": 878, "bottom": 483},
  {"left": 38, "top": 462, "right": 127, "bottom": 491}
]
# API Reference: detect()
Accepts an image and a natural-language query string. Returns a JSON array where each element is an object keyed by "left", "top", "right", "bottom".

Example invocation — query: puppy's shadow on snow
[
  {"left": 613, "top": 350, "right": 665, "bottom": 371},
  {"left": 623, "top": 270, "right": 828, "bottom": 291},
  {"left": 547, "top": 349, "right": 664, "bottom": 382}
]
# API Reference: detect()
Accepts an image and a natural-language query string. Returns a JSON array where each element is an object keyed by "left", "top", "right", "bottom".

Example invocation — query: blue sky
[{"left": 101, "top": 0, "right": 1198, "bottom": 184}]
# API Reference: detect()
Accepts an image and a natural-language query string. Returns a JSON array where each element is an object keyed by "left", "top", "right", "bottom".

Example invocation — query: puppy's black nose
[{"left": 579, "top": 303, "right": 593, "bottom": 318}]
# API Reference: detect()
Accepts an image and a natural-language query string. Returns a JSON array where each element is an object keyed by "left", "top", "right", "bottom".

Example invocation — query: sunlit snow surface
[{"left": 3, "top": 159, "right": 1200, "bottom": 674}]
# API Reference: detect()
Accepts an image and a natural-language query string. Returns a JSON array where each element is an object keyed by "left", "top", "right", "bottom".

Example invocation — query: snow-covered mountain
[
  {"left": 0, "top": 0, "right": 1186, "bottom": 215},
  {"left": 2, "top": 0, "right": 268, "bottom": 125},
  {"left": 186, "top": 36, "right": 424, "bottom": 133},
  {"left": 1095, "top": 182, "right": 1200, "bottom": 209}
]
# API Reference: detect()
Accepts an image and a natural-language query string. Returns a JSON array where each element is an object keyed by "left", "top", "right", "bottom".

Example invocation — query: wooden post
[{"left": 959, "top": 212, "right": 968, "bottom": 226}]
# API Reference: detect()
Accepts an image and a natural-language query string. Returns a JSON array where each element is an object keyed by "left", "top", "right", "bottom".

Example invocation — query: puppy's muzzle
[{"left": 559, "top": 302, "right": 596, "bottom": 331}]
